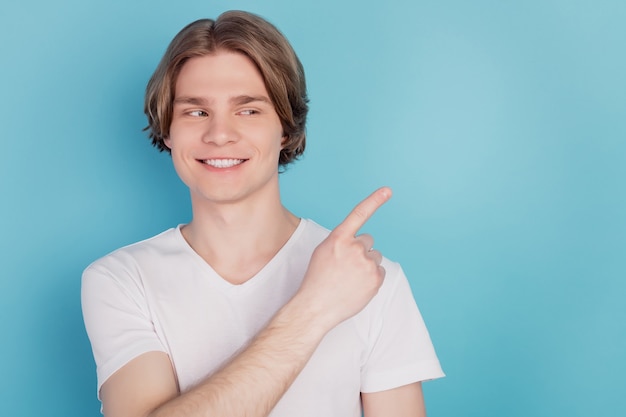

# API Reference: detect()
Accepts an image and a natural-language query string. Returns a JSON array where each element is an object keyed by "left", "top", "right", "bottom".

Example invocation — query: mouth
[{"left": 200, "top": 158, "right": 247, "bottom": 168}]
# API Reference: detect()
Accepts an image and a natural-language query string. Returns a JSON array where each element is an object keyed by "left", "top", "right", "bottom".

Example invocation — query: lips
[{"left": 200, "top": 158, "right": 246, "bottom": 168}]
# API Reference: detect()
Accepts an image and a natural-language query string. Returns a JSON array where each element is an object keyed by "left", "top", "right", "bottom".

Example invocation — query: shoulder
[
  {"left": 298, "top": 218, "right": 331, "bottom": 243},
  {"left": 82, "top": 227, "right": 184, "bottom": 286},
  {"left": 367, "top": 256, "right": 404, "bottom": 315}
]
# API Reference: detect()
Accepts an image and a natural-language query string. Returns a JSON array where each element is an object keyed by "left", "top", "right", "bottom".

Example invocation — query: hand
[{"left": 296, "top": 187, "right": 392, "bottom": 329}]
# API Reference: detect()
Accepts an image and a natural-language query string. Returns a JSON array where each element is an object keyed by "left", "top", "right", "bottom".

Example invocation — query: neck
[{"left": 181, "top": 187, "right": 300, "bottom": 284}]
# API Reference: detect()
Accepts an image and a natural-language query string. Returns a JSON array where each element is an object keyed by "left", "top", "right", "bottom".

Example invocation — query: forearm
[
  {"left": 112, "top": 190, "right": 390, "bottom": 417},
  {"left": 148, "top": 297, "right": 330, "bottom": 417}
]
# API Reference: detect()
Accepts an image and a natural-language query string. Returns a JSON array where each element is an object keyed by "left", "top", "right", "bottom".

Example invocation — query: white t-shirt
[{"left": 82, "top": 219, "right": 444, "bottom": 416}]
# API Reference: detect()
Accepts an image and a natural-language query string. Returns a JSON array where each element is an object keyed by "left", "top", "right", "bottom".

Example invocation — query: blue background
[{"left": 1, "top": 0, "right": 624, "bottom": 416}]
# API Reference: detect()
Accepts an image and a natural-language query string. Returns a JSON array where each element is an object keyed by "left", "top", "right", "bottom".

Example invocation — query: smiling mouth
[{"left": 201, "top": 158, "right": 247, "bottom": 168}]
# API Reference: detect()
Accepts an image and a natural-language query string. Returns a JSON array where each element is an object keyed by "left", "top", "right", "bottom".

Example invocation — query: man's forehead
[{"left": 173, "top": 53, "right": 269, "bottom": 101}]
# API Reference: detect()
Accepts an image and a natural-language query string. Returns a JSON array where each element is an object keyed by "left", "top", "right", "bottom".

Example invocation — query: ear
[
  {"left": 163, "top": 137, "right": 172, "bottom": 150},
  {"left": 280, "top": 134, "right": 288, "bottom": 149}
]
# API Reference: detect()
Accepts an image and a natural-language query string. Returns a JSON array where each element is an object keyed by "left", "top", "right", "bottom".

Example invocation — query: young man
[{"left": 82, "top": 10, "right": 443, "bottom": 417}]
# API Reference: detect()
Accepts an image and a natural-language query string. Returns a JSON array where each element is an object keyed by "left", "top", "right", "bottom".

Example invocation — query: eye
[
  {"left": 187, "top": 110, "right": 208, "bottom": 117},
  {"left": 238, "top": 109, "right": 259, "bottom": 116}
]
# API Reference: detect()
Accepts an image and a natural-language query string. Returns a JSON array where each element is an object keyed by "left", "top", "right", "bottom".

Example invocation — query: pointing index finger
[{"left": 334, "top": 187, "right": 392, "bottom": 237}]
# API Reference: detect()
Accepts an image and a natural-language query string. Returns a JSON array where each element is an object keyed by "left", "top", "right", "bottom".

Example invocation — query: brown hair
[{"left": 144, "top": 10, "right": 309, "bottom": 167}]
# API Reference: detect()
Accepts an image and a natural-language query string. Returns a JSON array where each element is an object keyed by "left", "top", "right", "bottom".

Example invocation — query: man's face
[{"left": 165, "top": 50, "right": 285, "bottom": 206}]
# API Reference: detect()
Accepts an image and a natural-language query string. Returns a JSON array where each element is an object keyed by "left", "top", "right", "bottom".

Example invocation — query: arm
[
  {"left": 98, "top": 187, "right": 393, "bottom": 417},
  {"left": 362, "top": 383, "right": 426, "bottom": 417},
  {"left": 101, "top": 298, "right": 332, "bottom": 417}
]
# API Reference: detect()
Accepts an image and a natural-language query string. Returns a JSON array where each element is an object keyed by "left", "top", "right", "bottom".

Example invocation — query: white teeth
[{"left": 203, "top": 158, "right": 245, "bottom": 168}]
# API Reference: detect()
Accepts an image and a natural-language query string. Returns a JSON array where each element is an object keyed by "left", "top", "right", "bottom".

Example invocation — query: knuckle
[{"left": 352, "top": 205, "right": 369, "bottom": 221}]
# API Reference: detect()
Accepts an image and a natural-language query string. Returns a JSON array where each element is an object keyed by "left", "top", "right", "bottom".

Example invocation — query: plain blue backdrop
[{"left": 1, "top": 0, "right": 624, "bottom": 416}]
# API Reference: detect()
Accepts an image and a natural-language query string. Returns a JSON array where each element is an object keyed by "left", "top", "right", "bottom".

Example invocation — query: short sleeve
[
  {"left": 360, "top": 261, "right": 444, "bottom": 393},
  {"left": 81, "top": 255, "right": 166, "bottom": 397}
]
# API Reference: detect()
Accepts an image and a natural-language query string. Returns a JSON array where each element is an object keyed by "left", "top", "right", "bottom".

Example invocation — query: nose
[{"left": 202, "top": 111, "right": 237, "bottom": 145}]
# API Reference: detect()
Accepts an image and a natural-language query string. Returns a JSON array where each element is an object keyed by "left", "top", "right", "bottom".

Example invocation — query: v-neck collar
[{"left": 173, "top": 218, "right": 307, "bottom": 292}]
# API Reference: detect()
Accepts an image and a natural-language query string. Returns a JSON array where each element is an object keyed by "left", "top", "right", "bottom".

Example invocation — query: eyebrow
[
  {"left": 173, "top": 96, "right": 208, "bottom": 106},
  {"left": 173, "top": 95, "right": 272, "bottom": 106},
  {"left": 230, "top": 95, "right": 272, "bottom": 106}
]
